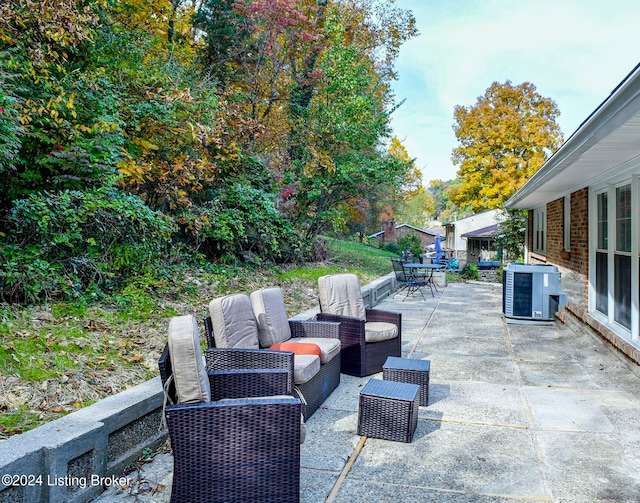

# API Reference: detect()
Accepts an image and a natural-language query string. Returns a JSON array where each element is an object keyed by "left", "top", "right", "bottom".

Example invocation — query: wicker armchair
[
  {"left": 317, "top": 273, "right": 402, "bottom": 377},
  {"left": 204, "top": 289, "right": 341, "bottom": 420},
  {"left": 159, "top": 315, "right": 301, "bottom": 503}
]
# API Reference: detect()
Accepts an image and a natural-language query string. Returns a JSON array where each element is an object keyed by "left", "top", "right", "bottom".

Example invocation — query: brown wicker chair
[
  {"left": 159, "top": 315, "right": 301, "bottom": 503},
  {"left": 204, "top": 290, "right": 341, "bottom": 420},
  {"left": 317, "top": 273, "right": 402, "bottom": 377}
]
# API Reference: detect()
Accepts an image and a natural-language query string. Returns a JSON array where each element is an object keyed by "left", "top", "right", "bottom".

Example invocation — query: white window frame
[{"left": 589, "top": 177, "right": 640, "bottom": 342}]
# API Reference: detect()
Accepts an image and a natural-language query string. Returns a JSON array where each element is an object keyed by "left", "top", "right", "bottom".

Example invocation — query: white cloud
[{"left": 390, "top": 0, "right": 640, "bottom": 181}]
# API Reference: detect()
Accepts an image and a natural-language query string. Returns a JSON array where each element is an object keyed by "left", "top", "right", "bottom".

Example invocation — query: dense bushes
[
  {"left": 0, "top": 187, "right": 174, "bottom": 302},
  {"left": 181, "top": 183, "right": 308, "bottom": 263},
  {"left": 460, "top": 263, "right": 479, "bottom": 280},
  {"left": 0, "top": 1, "right": 418, "bottom": 304}
]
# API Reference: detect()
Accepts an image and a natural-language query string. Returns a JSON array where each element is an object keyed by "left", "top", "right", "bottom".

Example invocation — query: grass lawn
[{"left": 0, "top": 237, "right": 398, "bottom": 437}]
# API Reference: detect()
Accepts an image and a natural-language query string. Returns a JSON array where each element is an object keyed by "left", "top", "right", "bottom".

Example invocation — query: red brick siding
[
  {"left": 546, "top": 197, "right": 564, "bottom": 263},
  {"left": 526, "top": 189, "right": 590, "bottom": 310},
  {"left": 570, "top": 188, "right": 590, "bottom": 303},
  {"left": 527, "top": 189, "right": 588, "bottom": 269},
  {"left": 395, "top": 227, "right": 435, "bottom": 248}
]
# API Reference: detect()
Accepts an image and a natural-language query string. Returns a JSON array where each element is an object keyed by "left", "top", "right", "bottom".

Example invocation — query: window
[
  {"left": 616, "top": 184, "right": 631, "bottom": 253},
  {"left": 614, "top": 184, "right": 632, "bottom": 329},
  {"left": 533, "top": 208, "right": 546, "bottom": 254},
  {"left": 595, "top": 191, "right": 608, "bottom": 315},
  {"left": 597, "top": 192, "right": 608, "bottom": 250}
]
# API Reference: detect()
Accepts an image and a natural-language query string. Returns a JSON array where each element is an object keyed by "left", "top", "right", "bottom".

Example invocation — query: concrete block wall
[{"left": 0, "top": 379, "right": 165, "bottom": 503}]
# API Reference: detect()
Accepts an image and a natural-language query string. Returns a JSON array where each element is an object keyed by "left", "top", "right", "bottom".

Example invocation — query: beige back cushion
[
  {"left": 318, "top": 274, "right": 366, "bottom": 319},
  {"left": 168, "top": 315, "right": 211, "bottom": 404},
  {"left": 209, "top": 294, "right": 260, "bottom": 349},
  {"left": 250, "top": 287, "right": 292, "bottom": 347}
]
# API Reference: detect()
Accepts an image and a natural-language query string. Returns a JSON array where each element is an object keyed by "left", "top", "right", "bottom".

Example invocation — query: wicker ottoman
[
  {"left": 357, "top": 378, "right": 420, "bottom": 443},
  {"left": 383, "top": 356, "right": 430, "bottom": 406}
]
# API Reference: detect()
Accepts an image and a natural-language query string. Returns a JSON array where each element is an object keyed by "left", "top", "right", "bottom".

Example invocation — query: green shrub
[
  {"left": 381, "top": 242, "right": 400, "bottom": 254},
  {"left": 189, "top": 183, "right": 307, "bottom": 263},
  {"left": 460, "top": 263, "right": 479, "bottom": 280},
  {"left": 397, "top": 234, "right": 423, "bottom": 258},
  {"left": 0, "top": 186, "right": 175, "bottom": 302}
]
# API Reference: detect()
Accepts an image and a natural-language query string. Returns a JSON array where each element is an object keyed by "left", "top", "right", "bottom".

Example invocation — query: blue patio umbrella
[{"left": 435, "top": 234, "right": 442, "bottom": 261}]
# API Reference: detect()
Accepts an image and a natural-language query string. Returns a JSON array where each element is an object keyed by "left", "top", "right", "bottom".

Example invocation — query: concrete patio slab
[
  {"left": 523, "top": 387, "right": 640, "bottom": 432},
  {"left": 421, "top": 353, "right": 518, "bottom": 385},
  {"left": 347, "top": 420, "right": 549, "bottom": 499},
  {"left": 423, "top": 381, "right": 529, "bottom": 426},
  {"left": 91, "top": 281, "right": 640, "bottom": 503}
]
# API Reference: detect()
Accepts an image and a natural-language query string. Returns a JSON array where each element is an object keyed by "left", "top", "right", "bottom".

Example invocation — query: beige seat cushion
[
  {"left": 293, "top": 354, "right": 320, "bottom": 384},
  {"left": 168, "top": 315, "right": 211, "bottom": 404},
  {"left": 318, "top": 274, "right": 366, "bottom": 319},
  {"left": 249, "top": 287, "right": 292, "bottom": 347},
  {"left": 289, "top": 337, "right": 341, "bottom": 364},
  {"left": 209, "top": 294, "right": 260, "bottom": 349},
  {"left": 364, "top": 321, "right": 398, "bottom": 343}
]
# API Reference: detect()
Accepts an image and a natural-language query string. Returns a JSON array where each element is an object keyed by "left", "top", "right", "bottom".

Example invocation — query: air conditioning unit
[{"left": 503, "top": 263, "right": 566, "bottom": 323}]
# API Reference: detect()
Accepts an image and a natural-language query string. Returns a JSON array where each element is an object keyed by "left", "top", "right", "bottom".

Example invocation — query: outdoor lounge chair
[
  {"left": 316, "top": 273, "right": 402, "bottom": 377},
  {"left": 439, "top": 257, "right": 459, "bottom": 271},
  {"left": 204, "top": 290, "right": 341, "bottom": 420},
  {"left": 159, "top": 315, "right": 301, "bottom": 503}
]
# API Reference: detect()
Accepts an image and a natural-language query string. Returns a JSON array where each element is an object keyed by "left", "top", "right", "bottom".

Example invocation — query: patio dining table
[{"left": 403, "top": 262, "right": 441, "bottom": 296}]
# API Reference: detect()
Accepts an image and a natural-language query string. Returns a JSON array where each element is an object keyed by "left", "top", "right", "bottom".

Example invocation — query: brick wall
[
  {"left": 395, "top": 227, "right": 435, "bottom": 247},
  {"left": 382, "top": 220, "right": 396, "bottom": 243},
  {"left": 526, "top": 188, "right": 589, "bottom": 310}
]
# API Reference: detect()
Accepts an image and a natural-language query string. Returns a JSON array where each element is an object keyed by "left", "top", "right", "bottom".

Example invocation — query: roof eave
[{"left": 505, "top": 62, "right": 640, "bottom": 210}]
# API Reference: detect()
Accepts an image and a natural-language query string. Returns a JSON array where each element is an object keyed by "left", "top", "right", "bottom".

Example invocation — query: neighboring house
[
  {"left": 368, "top": 221, "right": 441, "bottom": 248},
  {"left": 461, "top": 223, "right": 500, "bottom": 264},
  {"left": 505, "top": 63, "right": 640, "bottom": 365},
  {"left": 444, "top": 210, "right": 501, "bottom": 264}
]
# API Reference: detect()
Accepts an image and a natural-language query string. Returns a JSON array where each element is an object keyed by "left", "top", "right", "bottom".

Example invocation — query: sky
[{"left": 389, "top": 0, "right": 640, "bottom": 183}]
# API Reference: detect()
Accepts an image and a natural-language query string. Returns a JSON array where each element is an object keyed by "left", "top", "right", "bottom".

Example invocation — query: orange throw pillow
[{"left": 271, "top": 342, "right": 322, "bottom": 359}]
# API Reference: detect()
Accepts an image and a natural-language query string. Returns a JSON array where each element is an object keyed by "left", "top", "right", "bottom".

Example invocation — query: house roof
[
  {"left": 368, "top": 223, "right": 440, "bottom": 239},
  {"left": 461, "top": 224, "right": 499, "bottom": 239},
  {"left": 505, "top": 62, "right": 640, "bottom": 209},
  {"left": 444, "top": 209, "right": 501, "bottom": 226}
]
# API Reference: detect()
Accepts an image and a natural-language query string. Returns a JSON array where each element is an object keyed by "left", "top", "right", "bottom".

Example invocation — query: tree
[
  {"left": 451, "top": 81, "right": 563, "bottom": 212},
  {"left": 428, "top": 178, "right": 465, "bottom": 223},
  {"left": 494, "top": 209, "right": 527, "bottom": 262},
  {"left": 278, "top": 2, "right": 417, "bottom": 238},
  {"left": 387, "top": 137, "right": 433, "bottom": 228}
]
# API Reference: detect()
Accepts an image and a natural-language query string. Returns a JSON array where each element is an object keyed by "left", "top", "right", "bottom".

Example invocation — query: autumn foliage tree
[
  {"left": 451, "top": 81, "right": 563, "bottom": 212},
  {"left": 0, "top": 0, "right": 418, "bottom": 302}
]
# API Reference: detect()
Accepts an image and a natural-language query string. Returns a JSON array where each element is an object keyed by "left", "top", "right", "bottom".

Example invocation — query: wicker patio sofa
[{"left": 204, "top": 287, "right": 341, "bottom": 420}]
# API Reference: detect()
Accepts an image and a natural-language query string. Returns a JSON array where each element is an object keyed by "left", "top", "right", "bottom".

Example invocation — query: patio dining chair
[
  {"left": 391, "top": 258, "right": 427, "bottom": 301},
  {"left": 390, "top": 258, "right": 410, "bottom": 294},
  {"left": 317, "top": 273, "right": 402, "bottom": 377},
  {"left": 159, "top": 315, "right": 301, "bottom": 503}
]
